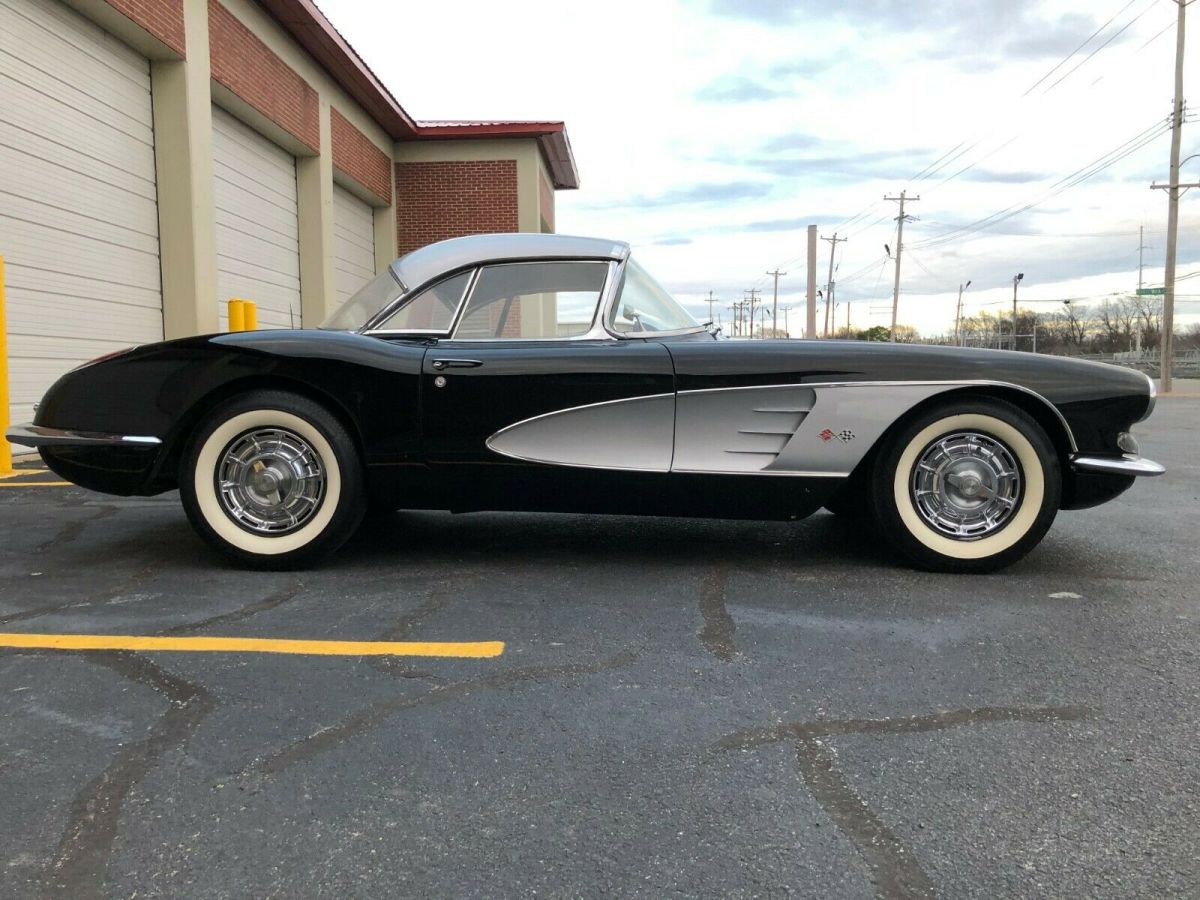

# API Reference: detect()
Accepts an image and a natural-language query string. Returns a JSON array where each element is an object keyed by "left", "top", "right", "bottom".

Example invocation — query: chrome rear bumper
[
  {"left": 5, "top": 424, "right": 162, "bottom": 448},
  {"left": 1071, "top": 454, "right": 1165, "bottom": 477}
]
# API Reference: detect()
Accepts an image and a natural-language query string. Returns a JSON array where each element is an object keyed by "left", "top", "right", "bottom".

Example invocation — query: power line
[
  {"left": 1039, "top": 0, "right": 1159, "bottom": 95},
  {"left": 911, "top": 118, "right": 1172, "bottom": 250},
  {"left": 1021, "top": 0, "right": 1142, "bottom": 96}
]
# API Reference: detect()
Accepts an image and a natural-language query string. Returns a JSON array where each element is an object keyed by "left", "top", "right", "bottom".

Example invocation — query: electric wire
[{"left": 909, "top": 118, "right": 1172, "bottom": 250}]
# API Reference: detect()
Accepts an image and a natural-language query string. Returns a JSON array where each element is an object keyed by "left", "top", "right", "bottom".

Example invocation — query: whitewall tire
[
  {"left": 870, "top": 398, "right": 1060, "bottom": 573},
  {"left": 180, "top": 391, "right": 364, "bottom": 568}
]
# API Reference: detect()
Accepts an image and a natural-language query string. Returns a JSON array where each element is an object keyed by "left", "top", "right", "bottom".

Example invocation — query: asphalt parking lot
[{"left": 1, "top": 386, "right": 1197, "bottom": 900}]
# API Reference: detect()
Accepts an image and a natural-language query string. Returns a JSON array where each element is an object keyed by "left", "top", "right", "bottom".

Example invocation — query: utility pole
[
  {"left": 806, "top": 225, "right": 818, "bottom": 338},
  {"left": 1012, "top": 273, "right": 1024, "bottom": 350},
  {"left": 820, "top": 233, "right": 846, "bottom": 337},
  {"left": 884, "top": 191, "right": 918, "bottom": 341},
  {"left": 780, "top": 304, "right": 793, "bottom": 337},
  {"left": 745, "top": 289, "right": 761, "bottom": 338},
  {"left": 707, "top": 290, "right": 717, "bottom": 324},
  {"left": 954, "top": 280, "right": 971, "bottom": 346},
  {"left": 1137, "top": 226, "right": 1148, "bottom": 293},
  {"left": 765, "top": 269, "right": 786, "bottom": 337},
  {"left": 1153, "top": 0, "right": 1189, "bottom": 393}
]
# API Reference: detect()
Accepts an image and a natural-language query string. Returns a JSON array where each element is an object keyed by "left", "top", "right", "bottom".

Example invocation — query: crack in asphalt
[
  {"left": 716, "top": 705, "right": 1090, "bottom": 900},
  {"left": 698, "top": 565, "right": 736, "bottom": 661},
  {"left": 17, "top": 576, "right": 307, "bottom": 898},
  {"left": 795, "top": 736, "right": 935, "bottom": 900},
  {"left": 39, "top": 652, "right": 214, "bottom": 900},
  {"left": 367, "top": 580, "right": 461, "bottom": 681},
  {"left": 163, "top": 577, "right": 303, "bottom": 636},
  {"left": 0, "top": 564, "right": 161, "bottom": 627},
  {"left": 34, "top": 506, "right": 118, "bottom": 555},
  {"left": 256, "top": 650, "right": 639, "bottom": 777}
]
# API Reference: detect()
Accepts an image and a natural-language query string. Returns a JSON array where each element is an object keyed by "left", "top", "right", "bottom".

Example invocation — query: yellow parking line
[
  {"left": 0, "top": 481, "right": 72, "bottom": 487},
  {"left": 0, "top": 468, "right": 48, "bottom": 480},
  {"left": 0, "top": 633, "right": 505, "bottom": 658}
]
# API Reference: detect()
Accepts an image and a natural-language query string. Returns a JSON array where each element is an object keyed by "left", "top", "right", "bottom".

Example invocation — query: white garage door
[
  {"left": 333, "top": 183, "right": 376, "bottom": 305},
  {"left": 0, "top": 0, "right": 162, "bottom": 425},
  {"left": 212, "top": 107, "right": 302, "bottom": 330}
]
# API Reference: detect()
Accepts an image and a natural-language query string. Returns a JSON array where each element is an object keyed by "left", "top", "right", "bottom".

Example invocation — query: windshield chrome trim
[
  {"left": 361, "top": 267, "right": 478, "bottom": 336},
  {"left": 598, "top": 257, "right": 705, "bottom": 340}
]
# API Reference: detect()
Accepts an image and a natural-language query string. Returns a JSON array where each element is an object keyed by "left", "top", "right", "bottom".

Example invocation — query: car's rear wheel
[
  {"left": 870, "top": 398, "right": 1061, "bottom": 573},
  {"left": 180, "top": 391, "right": 364, "bottom": 569}
]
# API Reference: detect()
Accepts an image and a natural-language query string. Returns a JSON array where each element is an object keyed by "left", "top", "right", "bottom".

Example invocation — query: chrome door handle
[{"left": 431, "top": 359, "right": 484, "bottom": 370}]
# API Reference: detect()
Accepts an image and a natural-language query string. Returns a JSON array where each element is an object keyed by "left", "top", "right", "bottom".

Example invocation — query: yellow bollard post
[
  {"left": 243, "top": 300, "right": 257, "bottom": 331},
  {"left": 0, "top": 256, "right": 11, "bottom": 476},
  {"left": 228, "top": 298, "right": 246, "bottom": 332}
]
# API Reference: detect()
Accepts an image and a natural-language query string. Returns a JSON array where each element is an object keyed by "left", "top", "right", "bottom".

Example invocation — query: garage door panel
[
  {"left": 215, "top": 229, "right": 303, "bottom": 282},
  {"left": 1, "top": 222, "right": 160, "bottom": 291},
  {"left": 0, "top": 51, "right": 156, "bottom": 144},
  {"left": 0, "top": 0, "right": 150, "bottom": 77},
  {"left": 213, "top": 106, "right": 301, "bottom": 329},
  {"left": 0, "top": 17, "right": 154, "bottom": 127},
  {"left": 213, "top": 208, "right": 300, "bottom": 255},
  {"left": 332, "top": 184, "right": 375, "bottom": 304},
  {"left": 5, "top": 270, "right": 162, "bottom": 310},
  {"left": 0, "top": 148, "right": 157, "bottom": 230},
  {"left": 210, "top": 140, "right": 297, "bottom": 200},
  {"left": 212, "top": 114, "right": 299, "bottom": 195},
  {"left": 8, "top": 294, "right": 164, "bottom": 343},
  {"left": 1, "top": 92, "right": 156, "bottom": 197},
  {"left": 2, "top": 191, "right": 158, "bottom": 254},
  {"left": 0, "top": 0, "right": 163, "bottom": 426},
  {"left": 211, "top": 182, "right": 300, "bottom": 241}
]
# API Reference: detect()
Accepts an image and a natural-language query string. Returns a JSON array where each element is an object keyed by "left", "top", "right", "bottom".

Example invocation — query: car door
[{"left": 420, "top": 259, "right": 675, "bottom": 505}]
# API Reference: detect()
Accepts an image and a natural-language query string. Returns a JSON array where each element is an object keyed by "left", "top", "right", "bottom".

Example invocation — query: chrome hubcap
[
  {"left": 216, "top": 428, "right": 325, "bottom": 534},
  {"left": 910, "top": 431, "right": 1021, "bottom": 539}
]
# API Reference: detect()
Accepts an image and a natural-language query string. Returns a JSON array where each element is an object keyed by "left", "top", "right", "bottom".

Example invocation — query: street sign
[{"left": 1137, "top": 287, "right": 1166, "bottom": 295}]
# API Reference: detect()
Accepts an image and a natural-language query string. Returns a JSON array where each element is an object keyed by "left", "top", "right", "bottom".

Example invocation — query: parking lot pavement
[{"left": 1, "top": 392, "right": 1197, "bottom": 900}]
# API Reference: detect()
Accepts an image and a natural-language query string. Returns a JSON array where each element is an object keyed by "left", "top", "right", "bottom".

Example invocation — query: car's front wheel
[
  {"left": 180, "top": 390, "right": 364, "bottom": 568},
  {"left": 870, "top": 398, "right": 1061, "bottom": 573}
]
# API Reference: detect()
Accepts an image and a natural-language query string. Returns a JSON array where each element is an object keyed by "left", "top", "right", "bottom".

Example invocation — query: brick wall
[
  {"left": 330, "top": 107, "right": 391, "bottom": 204},
  {"left": 104, "top": 0, "right": 185, "bottom": 55},
  {"left": 208, "top": 0, "right": 318, "bottom": 152},
  {"left": 394, "top": 160, "right": 519, "bottom": 256}
]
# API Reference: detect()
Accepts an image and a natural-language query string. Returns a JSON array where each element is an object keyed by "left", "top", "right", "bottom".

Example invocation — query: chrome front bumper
[
  {"left": 5, "top": 424, "right": 162, "bottom": 448},
  {"left": 1071, "top": 454, "right": 1165, "bottom": 477}
]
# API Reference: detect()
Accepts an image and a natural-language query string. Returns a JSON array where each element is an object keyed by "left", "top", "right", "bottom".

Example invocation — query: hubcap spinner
[
  {"left": 216, "top": 427, "right": 326, "bottom": 535},
  {"left": 910, "top": 431, "right": 1021, "bottom": 540}
]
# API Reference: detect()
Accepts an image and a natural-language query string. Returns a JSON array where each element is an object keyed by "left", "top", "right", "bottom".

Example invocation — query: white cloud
[{"left": 320, "top": 0, "right": 1200, "bottom": 335}]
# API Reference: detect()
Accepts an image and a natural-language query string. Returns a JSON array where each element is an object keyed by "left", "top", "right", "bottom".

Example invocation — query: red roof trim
[
  {"left": 413, "top": 121, "right": 578, "bottom": 189},
  {"left": 256, "top": 0, "right": 579, "bottom": 189}
]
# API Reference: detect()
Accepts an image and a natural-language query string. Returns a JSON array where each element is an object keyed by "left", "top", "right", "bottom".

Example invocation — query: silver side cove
[
  {"left": 486, "top": 394, "right": 675, "bottom": 472},
  {"left": 486, "top": 382, "right": 993, "bottom": 477},
  {"left": 676, "top": 383, "right": 967, "bottom": 476}
]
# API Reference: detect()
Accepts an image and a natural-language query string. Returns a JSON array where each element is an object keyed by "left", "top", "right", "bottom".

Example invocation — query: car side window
[
  {"left": 375, "top": 271, "right": 473, "bottom": 333},
  {"left": 453, "top": 261, "right": 609, "bottom": 339}
]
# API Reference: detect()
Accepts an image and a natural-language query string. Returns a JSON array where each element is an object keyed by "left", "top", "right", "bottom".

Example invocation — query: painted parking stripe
[
  {"left": 0, "top": 481, "right": 72, "bottom": 487},
  {"left": 0, "top": 468, "right": 49, "bottom": 480},
  {"left": 0, "top": 633, "right": 505, "bottom": 658}
]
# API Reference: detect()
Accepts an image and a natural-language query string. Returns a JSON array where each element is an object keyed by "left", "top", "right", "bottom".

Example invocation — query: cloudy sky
[{"left": 322, "top": 0, "right": 1200, "bottom": 336}]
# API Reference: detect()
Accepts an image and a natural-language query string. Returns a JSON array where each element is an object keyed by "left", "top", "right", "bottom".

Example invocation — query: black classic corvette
[{"left": 7, "top": 233, "right": 1163, "bottom": 571}]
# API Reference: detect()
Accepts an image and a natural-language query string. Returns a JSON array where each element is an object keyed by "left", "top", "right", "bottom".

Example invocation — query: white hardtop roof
[{"left": 390, "top": 233, "right": 631, "bottom": 292}]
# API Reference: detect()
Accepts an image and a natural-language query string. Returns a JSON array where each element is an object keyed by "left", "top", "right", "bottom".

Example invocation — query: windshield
[
  {"left": 320, "top": 268, "right": 404, "bottom": 330},
  {"left": 608, "top": 258, "right": 701, "bottom": 334}
]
